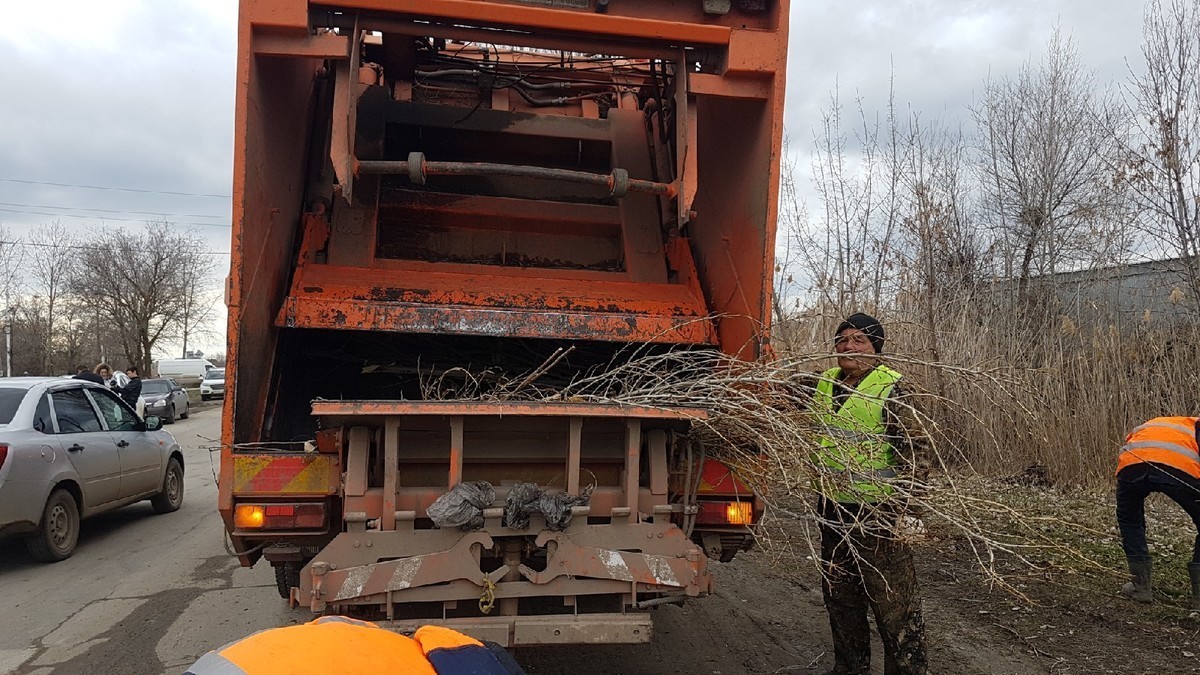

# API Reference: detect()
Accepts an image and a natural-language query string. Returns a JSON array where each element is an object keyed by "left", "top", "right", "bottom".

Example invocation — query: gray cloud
[{"left": 785, "top": 0, "right": 1146, "bottom": 142}]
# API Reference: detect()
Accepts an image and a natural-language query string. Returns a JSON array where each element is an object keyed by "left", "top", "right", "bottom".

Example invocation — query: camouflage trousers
[{"left": 819, "top": 499, "right": 927, "bottom": 675}]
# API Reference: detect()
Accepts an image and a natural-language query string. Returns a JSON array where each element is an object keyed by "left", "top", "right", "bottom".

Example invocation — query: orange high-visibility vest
[
  {"left": 1116, "top": 416, "right": 1200, "bottom": 479},
  {"left": 185, "top": 616, "right": 517, "bottom": 675}
]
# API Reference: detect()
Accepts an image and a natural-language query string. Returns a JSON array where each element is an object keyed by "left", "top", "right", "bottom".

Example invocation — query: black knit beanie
[{"left": 834, "top": 312, "right": 885, "bottom": 354}]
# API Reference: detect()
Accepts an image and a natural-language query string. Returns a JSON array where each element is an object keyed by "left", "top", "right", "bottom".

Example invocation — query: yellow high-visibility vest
[{"left": 813, "top": 365, "right": 902, "bottom": 503}]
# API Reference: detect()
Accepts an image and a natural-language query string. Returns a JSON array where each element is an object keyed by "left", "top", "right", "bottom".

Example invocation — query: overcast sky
[{"left": 0, "top": 0, "right": 1149, "bottom": 356}]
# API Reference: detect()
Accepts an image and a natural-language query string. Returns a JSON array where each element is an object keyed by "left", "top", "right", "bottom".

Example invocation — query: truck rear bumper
[
  {"left": 295, "top": 519, "right": 709, "bottom": 647},
  {"left": 380, "top": 614, "right": 652, "bottom": 647}
]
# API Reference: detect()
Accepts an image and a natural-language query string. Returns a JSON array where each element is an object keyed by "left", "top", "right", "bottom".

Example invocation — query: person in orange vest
[
  {"left": 1115, "top": 416, "right": 1200, "bottom": 608},
  {"left": 184, "top": 616, "right": 525, "bottom": 674}
]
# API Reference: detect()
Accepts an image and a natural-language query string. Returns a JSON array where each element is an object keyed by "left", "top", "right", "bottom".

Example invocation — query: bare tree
[
  {"left": 801, "top": 81, "right": 903, "bottom": 314},
  {"left": 0, "top": 227, "right": 26, "bottom": 376},
  {"left": 1118, "top": 0, "right": 1200, "bottom": 313},
  {"left": 176, "top": 254, "right": 220, "bottom": 358},
  {"left": 71, "top": 222, "right": 217, "bottom": 373},
  {"left": 973, "top": 28, "right": 1124, "bottom": 299},
  {"left": 28, "top": 223, "right": 77, "bottom": 374},
  {"left": 891, "top": 111, "right": 982, "bottom": 363}
]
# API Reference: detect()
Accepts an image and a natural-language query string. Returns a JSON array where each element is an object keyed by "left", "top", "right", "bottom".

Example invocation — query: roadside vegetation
[
  {"left": 0, "top": 221, "right": 219, "bottom": 376},
  {"left": 767, "top": 0, "right": 1200, "bottom": 627},
  {"left": 775, "top": 0, "right": 1200, "bottom": 488}
]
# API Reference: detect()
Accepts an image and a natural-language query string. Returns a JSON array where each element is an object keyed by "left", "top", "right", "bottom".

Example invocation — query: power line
[
  {"left": 0, "top": 207, "right": 231, "bottom": 229},
  {"left": 0, "top": 239, "right": 230, "bottom": 256},
  {"left": 0, "top": 201, "right": 227, "bottom": 220},
  {"left": 0, "top": 177, "right": 231, "bottom": 199}
]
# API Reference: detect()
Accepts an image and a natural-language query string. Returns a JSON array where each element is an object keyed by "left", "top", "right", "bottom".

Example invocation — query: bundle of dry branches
[{"left": 417, "top": 346, "right": 1117, "bottom": 594}]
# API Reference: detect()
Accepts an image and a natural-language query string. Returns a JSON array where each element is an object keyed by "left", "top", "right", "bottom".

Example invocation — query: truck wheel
[
  {"left": 150, "top": 458, "right": 184, "bottom": 514},
  {"left": 27, "top": 489, "right": 79, "bottom": 562},
  {"left": 275, "top": 562, "right": 301, "bottom": 599}
]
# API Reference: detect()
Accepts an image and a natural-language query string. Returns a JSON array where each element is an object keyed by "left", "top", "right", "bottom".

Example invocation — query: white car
[{"left": 200, "top": 368, "right": 225, "bottom": 401}]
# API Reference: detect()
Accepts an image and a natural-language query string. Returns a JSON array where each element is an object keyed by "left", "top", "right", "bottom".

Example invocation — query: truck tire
[
  {"left": 27, "top": 489, "right": 79, "bottom": 562},
  {"left": 275, "top": 562, "right": 301, "bottom": 599},
  {"left": 150, "top": 458, "right": 184, "bottom": 514}
]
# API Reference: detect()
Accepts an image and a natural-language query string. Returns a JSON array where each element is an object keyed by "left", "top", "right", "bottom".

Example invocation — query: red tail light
[
  {"left": 695, "top": 500, "right": 756, "bottom": 526},
  {"left": 0, "top": 444, "right": 7, "bottom": 470},
  {"left": 234, "top": 502, "right": 326, "bottom": 530}
]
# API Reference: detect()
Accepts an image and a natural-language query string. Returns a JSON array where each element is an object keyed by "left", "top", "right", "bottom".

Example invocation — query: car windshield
[
  {"left": 142, "top": 380, "right": 171, "bottom": 395},
  {"left": 0, "top": 388, "right": 25, "bottom": 424},
  {"left": 206, "top": 369, "right": 225, "bottom": 380}
]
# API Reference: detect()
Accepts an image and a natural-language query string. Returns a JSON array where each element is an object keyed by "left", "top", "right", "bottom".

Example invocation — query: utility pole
[{"left": 4, "top": 318, "right": 11, "bottom": 378}]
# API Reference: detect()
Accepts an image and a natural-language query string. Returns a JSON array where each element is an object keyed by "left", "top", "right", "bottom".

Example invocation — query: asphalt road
[
  {"left": 0, "top": 406, "right": 296, "bottom": 675},
  {"left": 0, "top": 406, "right": 824, "bottom": 675}
]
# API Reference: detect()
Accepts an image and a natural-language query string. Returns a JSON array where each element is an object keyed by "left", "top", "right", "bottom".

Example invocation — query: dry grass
[{"left": 776, "top": 294, "right": 1200, "bottom": 488}]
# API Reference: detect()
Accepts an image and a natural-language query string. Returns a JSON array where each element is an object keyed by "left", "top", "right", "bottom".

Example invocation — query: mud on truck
[{"left": 219, "top": 0, "right": 789, "bottom": 646}]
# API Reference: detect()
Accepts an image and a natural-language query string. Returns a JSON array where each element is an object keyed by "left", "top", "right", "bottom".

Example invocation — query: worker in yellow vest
[
  {"left": 184, "top": 616, "right": 525, "bottom": 674},
  {"left": 812, "top": 313, "right": 930, "bottom": 675},
  {"left": 1115, "top": 416, "right": 1200, "bottom": 608}
]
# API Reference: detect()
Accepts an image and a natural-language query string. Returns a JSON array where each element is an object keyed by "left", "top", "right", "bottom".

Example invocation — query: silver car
[{"left": 0, "top": 378, "right": 184, "bottom": 562}]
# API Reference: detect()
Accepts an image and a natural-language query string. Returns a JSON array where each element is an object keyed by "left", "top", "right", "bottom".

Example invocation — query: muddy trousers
[
  {"left": 819, "top": 499, "right": 927, "bottom": 675},
  {"left": 1116, "top": 462, "right": 1200, "bottom": 563}
]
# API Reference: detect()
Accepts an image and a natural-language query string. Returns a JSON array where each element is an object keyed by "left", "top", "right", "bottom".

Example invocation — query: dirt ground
[{"left": 516, "top": 479, "right": 1200, "bottom": 674}]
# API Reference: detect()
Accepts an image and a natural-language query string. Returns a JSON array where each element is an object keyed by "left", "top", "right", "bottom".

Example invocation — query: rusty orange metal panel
[
  {"left": 277, "top": 264, "right": 717, "bottom": 344},
  {"left": 319, "top": 0, "right": 732, "bottom": 46},
  {"left": 280, "top": 296, "right": 716, "bottom": 344},
  {"left": 310, "top": 400, "right": 709, "bottom": 420},
  {"left": 252, "top": 31, "right": 350, "bottom": 58},
  {"left": 242, "top": 0, "right": 307, "bottom": 31},
  {"left": 232, "top": 454, "right": 340, "bottom": 495}
]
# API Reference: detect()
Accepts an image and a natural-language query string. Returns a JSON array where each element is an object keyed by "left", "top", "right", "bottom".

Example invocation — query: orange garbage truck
[{"left": 219, "top": 0, "right": 789, "bottom": 646}]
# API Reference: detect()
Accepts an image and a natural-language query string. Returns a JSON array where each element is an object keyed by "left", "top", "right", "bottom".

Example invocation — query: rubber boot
[
  {"left": 1120, "top": 557, "right": 1152, "bottom": 603},
  {"left": 1188, "top": 562, "right": 1200, "bottom": 611}
]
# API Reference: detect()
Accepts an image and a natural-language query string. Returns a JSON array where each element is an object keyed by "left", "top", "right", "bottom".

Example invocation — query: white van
[{"left": 154, "top": 358, "right": 214, "bottom": 387}]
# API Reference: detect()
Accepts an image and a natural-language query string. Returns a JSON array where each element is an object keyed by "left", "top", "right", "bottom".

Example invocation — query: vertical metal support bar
[
  {"left": 331, "top": 15, "right": 361, "bottom": 204},
  {"left": 500, "top": 541, "right": 522, "bottom": 616},
  {"left": 647, "top": 430, "right": 668, "bottom": 496},
  {"left": 383, "top": 416, "right": 399, "bottom": 531},
  {"left": 449, "top": 415, "right": 464, "bottom": 487},
  {"left": 625, "top": 418, "right": 642, "bottom": 523},
  {"left": 567, "top": 417, "right": 583, "bottom": 495},
  {"left": 345, "top": 426, "right": 371, "bottom": 497},
  {"left": 674, "top": 49, "right": 691, "bottom": 229}
]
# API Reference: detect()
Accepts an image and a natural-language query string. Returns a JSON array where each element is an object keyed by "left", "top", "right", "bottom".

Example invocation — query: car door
[
  {"left": 50, "top": 387, "right": 121, "bottom": 507},
  {"left": 87, "top": 387, "right": 162, "bottom": 497},
  {"left": 170, "top": 379, "right": 188, "bottom": 413}
]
